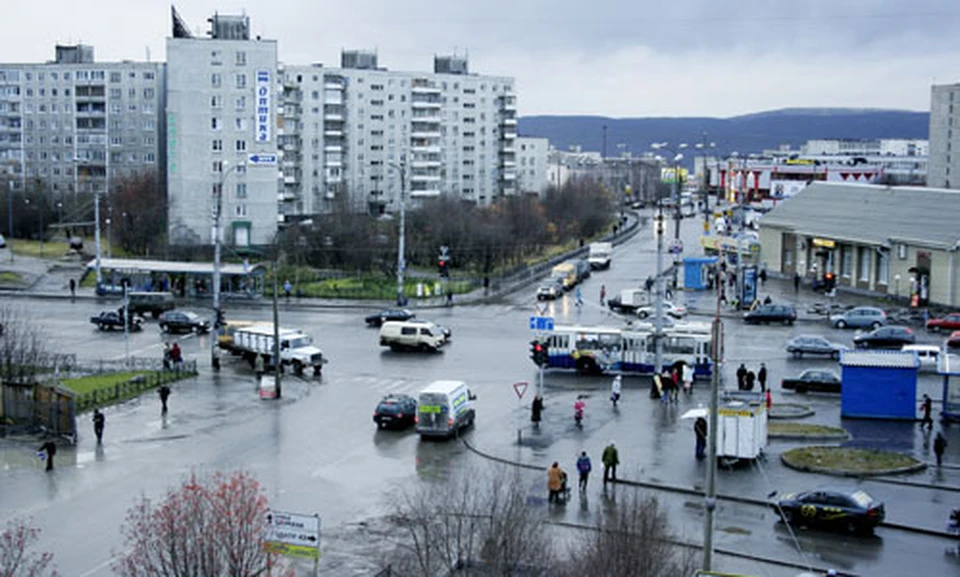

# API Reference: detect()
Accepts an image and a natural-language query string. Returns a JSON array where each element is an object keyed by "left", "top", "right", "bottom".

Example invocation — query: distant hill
[{"left": 517, "top": 109, "right": 929, "bottom": 166}]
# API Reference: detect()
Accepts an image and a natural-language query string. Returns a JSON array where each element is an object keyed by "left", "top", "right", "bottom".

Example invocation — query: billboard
[
  {"left": 660, "top": 167, "right": 689, "bottom": 184},
  {"left": 255, "top": 69, "right": 272, "bottom": 143}
]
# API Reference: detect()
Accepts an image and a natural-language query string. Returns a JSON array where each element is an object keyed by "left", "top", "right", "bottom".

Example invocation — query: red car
[
  {"left": 926, "top": 313, "right": 960, "bottom": 332},
  {"left": 947, "top": 331, "right": 960, "bottom": 350}
]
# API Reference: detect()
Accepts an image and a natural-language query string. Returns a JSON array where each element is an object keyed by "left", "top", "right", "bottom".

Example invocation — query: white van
[
  {"left": 902, "top": 344, "right": 940, "bottom": 372},
  {"left": 379, "top": 320, "right": 448, "bottom": 352},
  {"left": 415, "top": 380, "right": 476, "bottom": 439}
]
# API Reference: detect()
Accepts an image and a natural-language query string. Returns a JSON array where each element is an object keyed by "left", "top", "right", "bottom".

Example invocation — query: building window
[
  {"left": 876, "top": 250, "right": 889, "bottom": 285},
  {"left": 235, "top": 118, "right": 246, "bottom": 130},
  {"left": 235, "top": 204, "right": 247, "bottom": 217},
  {"left": 858, "top": 247, "right": 870, "bottom": 282},
  {"left": 211, "top": 117, "right": 220, "bottom": 130},
  {"left": 211, "top": 73, "right": 222, "bottom": 88},
  {"left": 211, "top": 95, "right": 222, "bottom": 108},
  {"left": 840, "top": 245, "right": 852, "bottom": 277},
  {"left": 235, "top": 51, "right": 246, "bottom": 66},
  {"left": 235, "top": 74, "right": 247, "bottom": 89},
  {"left": 212, "top": 139, "right": 222, "bottom": 151},
  {"left": 236, "top": 183, "right": 247, "bottom": 198},
  {"left": 235, "top": 95, "right": 246, "bottom": 110},
  {"left": 212, "top": 160, "right": 224, "bottom": 173},
  {"left": 110, "top": 71, "right": 121, "bottom": 83},
  {"left": 235, "top": 140, "right": 246, "bottom": 152},
  {"left": 898, "top": 243, "right": 907, "bottom": 259},
  {"left": 143, "top": 88, "right": 155, "bottom": 99}
]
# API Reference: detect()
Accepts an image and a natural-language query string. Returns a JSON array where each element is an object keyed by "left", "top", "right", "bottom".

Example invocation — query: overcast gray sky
[{"left": 2, "top": 0, "right": 958, "bottom": 117}]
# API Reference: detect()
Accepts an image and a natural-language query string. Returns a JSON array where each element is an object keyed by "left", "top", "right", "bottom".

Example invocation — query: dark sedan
[
  {"left": 926, "top": 313, "right": 960, "bottom": 332},
  {"left": 852, "top": 325, "right": 915, "bottom": 350},
  {"left": 743, "top": 304, "right": 797, "bottom": 325},
  {"left": 364, "top": 309, "right": 415, "bottom": 327},
  {"left": 785, "top": 335, "right": 847, "bottom": 359},
  {"left": 159, "top": 310, "right": 211, "bottom": 334},
  {"left": 772, "top": 487, "right": 885, "bottom": 535},
  {"left": 90, "top": 310, "right": 145, "bottom": 332},
  {"left": 373, "top": 394, "right": 418, "bottom": 429},
  {"left": 781, "top": 369, "right": 841, "bottom": 393}
]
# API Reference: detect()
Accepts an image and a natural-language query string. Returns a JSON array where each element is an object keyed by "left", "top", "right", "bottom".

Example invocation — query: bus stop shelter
[
  {"left": 937, "top": 349, "right": 960, "bottom": 422},
  {"left": 87, "top": 258, "right": 266, "bottom": 299}
]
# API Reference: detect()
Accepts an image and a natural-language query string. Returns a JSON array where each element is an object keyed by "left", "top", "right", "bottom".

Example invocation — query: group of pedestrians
[
  {"left": 735, "top": 362, "right": 768, "bottom": 392},
  {"left": 162, "top": 342, "right": 183, "bottom": 371},
  {"left": 546, "top": 441, "right": 620, "bottom": 503},
  {"left": 651, "top": 363, "right": 693, "bottom": 402}
]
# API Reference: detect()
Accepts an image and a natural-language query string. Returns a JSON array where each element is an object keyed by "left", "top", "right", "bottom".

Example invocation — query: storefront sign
[
  {"left": 255, "top": 69, "right": 271, "bottom": 143},
  {"left": 812, "top": 238, "right": 836, "bottom": 249}
]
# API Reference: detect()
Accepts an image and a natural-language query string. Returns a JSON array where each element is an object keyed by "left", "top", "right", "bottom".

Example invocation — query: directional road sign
[
  {"left": 264, "top": 510, "right": 320, "bottom": 560},
  {"left": 247, "top": 153, "right": 278, "bottom": 165},
  {"left": 528, "top": 316, "right": 555, "bottom": 331}
]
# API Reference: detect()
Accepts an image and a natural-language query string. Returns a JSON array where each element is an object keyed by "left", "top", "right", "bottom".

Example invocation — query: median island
[{"left": 781, "top": 446, "right": 925, "bottom": 476}]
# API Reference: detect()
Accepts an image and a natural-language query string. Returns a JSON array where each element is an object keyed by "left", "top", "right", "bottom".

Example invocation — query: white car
[{"left": 636, "top": 301, "right": 687, "bottom": 319}]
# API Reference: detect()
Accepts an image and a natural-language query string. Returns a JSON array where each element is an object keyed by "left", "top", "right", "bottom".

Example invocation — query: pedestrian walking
[
  {"left": 446, "top": 289, "right": 453, "bottom": 306},
  {"left": 600, "top": 284, "right": 606, "bottom": 305},
  {"left": 650, "top": 372, "right": 663, "bottom": 399},
  {"left": 254, "top": 354, "right": 265, "bottom": 380},
  {"left": 602, "top": 441, "right": 619, "bottom": 484},
  {"left": 283, "top": 279, "right": 293, "bottom": 299},
  {"left": 759, "top": 267, "right": 767, "bottom": 285},
  {"left": 920, "top": 394, "right": 934, "bottom": 430},
  {"left": 682, "top": 362, "right": 694, "bottom": 394},
  {"left": 793, "top": 272, "right": 801, "bottom": 293},
  {"left": 610, "top": 374, "right": 622, "bottom": 407},
  {"left": 547, "top": 462, "right": 566, "bottom": 504},
  {"left": 69, "top": 278, "right": 76, "bottom": 298},
  {"left": 745, "top": 369, "right": 756, "bottom": 392},
  {"left": 758, "top": 363, "right": 768, "bottom": 393},
  {"left": 694, "top": 416, "right": 708, "bottom": 460},
  {"left": 576, "top": 451, "right": 592, "bottom": 491},
  {"left": 170, "top": 342, "right": 183, "bottom": 373},
  {"left": 669, "top": 368, "right": 680, "bottom": 402},
  {"left": 934, "top": 432, "right": 948, "bottom": 466},
  {"left": 162, "top": 342, "right": 172, "bottom": 371},
  {"left": 159, "top": 384, "right": 171, "bottom": 414},
  {"left": 575, "top": 286, "right": 583, "bottom": 307},
  {"left": 37, "top": 441, "right": 57, "bottom": 472},
  {"left": 736, "top": 363, "right": 747, "bottom": 391},
  {"left": 92, "top": 408, "right": 105, "bottom": 444},
  {"left": 483, "top": 276, "right": 490, "bottom": 295},
  {"left": 531, "top": 394, "right": 544, "bottom": 425},
  {"left": 659, "top": 369, "right": 671, "bottom": 404}
]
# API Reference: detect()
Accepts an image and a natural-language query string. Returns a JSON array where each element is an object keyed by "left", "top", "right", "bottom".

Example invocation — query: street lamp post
[
  {"left": 74, "top": 159, "right": 102, "bottom": 287},
  {"left": 212, "top": 160, "right": 244, "bottom": 370},
  {"left": 388, "top": 160, "right": 407, "bottom": 307},
  {"left": 695, "top": 140, "right": 716, "bottom": 229},
  {"left": 654, "top": 201, "right": 665, "bottom": 376}
]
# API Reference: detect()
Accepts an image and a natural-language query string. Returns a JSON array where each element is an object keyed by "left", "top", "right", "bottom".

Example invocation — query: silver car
[
  {"left": 786, "top": 335, "right": 847, "bottom": 359},
  {"left": 829, "top": 306, "right": 887, "bottom": 329}
]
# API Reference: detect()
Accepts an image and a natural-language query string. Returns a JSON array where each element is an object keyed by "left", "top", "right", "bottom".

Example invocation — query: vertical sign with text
[{"left": 255, "top": 69, "right": 271, "bottom": 143}]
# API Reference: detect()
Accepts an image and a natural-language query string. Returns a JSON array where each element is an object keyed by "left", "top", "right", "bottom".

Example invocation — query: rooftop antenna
[{"left": 145, "top": 46, "right": 151, "bottom": 62}]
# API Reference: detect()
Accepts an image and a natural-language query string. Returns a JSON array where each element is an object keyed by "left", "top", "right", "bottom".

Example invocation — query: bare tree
[
  {"left": 388, "top": 467, "right": 554, "bottom": 576},
  {"left": 558, "top": 494, "right": 698, "bottom": 577},
  {"left": 112, "top": 469, "right": 290, "bottom": 577},
  {"left": 110, "top": 170, "right": 166, "bottom": 256},
  {"left": 0, "top": 305, "right": 54, "bottom": 386},
  {"left": 0, "top": 517, "right": 59, "bottom": 576}
]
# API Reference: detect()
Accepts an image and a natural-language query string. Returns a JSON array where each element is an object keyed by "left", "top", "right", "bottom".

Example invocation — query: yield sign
[{"left": 512, "top": 381, "right": 529, "bottom": 399}]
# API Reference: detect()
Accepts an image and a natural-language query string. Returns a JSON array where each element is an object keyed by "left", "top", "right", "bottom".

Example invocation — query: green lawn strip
[
  {"left": 299, "top": 277, "right": 471, "bottom": 299},
  {"left": 782, "top": 446, "right": 921, "bottom": 474},
  {"left": 61, "top": 372, "right": 151, "bottom": 395},
  {"left": 62, "top": 369, "right": 196, "bottom": 412},
  {"left": 0, "top": 271, "right": 24, "bottom": 284},
  {"left": 768, "top": 422, "right": 847, "bottom": 437}
]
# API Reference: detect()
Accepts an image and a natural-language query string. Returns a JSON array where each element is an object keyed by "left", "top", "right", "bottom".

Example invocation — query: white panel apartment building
[
  {"left": 515, "top": 136, "right": 550, "bottom": 195},
  {"left": 0, "top": 44, "right": 164, "bottom": 204},
  {"left": 279, "top": 52, "right": 518, "bottom": 216},
  {"left": 166, "top": 14, "right": 279, "bottom": 246},
  {"left": 928, "top": 83, "right": 960, "bottom": 189}
]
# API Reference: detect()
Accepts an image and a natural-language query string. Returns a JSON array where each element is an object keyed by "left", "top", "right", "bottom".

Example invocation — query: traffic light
[
  {"left": 438, "top": 257, "right": 449, "bottom": 278},
  {"left": 530, "top": 340, "right": 548, "bottom": 366}
]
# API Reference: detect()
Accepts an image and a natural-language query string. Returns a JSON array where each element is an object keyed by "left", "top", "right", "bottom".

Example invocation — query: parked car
[
  {"left": 853, "top": 325, "right": 916, "bottom": 350},
  {"left": 536, "top": 277, "right": 565, "bottom": 301},
  {"left": 373, "top": 393, "right": 418, "bottom": 430},
  {"left": 785, "top": 335, "right": 847, "bottom": 359},
  {"left": 780, "top": 369, "right": 841, "bottom": 393},
  {"left": 636, "top": 301, "right": 687, "bottom": 320},
  {"left": 946, "top": 330, "right": 960, "bottom": 350},
  {"left": 364, "top": 309, "right": 415, "bottom": 327},
  {"left": 830, "top": 306, "right": 887, "bottom": 329},
  {"left": 159, "top": 310, "right": 211, "bottom": 334},
  {"left": 771, "top": 486, "right": 885, "bottom": 535},
  {"left": 743, "top": 304, "right": 797, "bottom": 325},
  {"left": 90, "top": 310, "right": 145, "bottom": 332},
  {"left": 405, "top": 318, "right": 452, "bottom": 340},
  {"left": 926, "top": 313, "right": 960, "bottom": 332}
]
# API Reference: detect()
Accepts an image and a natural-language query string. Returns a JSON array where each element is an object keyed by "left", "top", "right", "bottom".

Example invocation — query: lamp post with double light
[
  {"left": 695, "top": 139, "right": 716, "bottom": 230},
  {"left": 388, "top": 160, "right": 407, "bottom": 307},
  {"left": 212, "top": 160, "right": 245, "bottom": 370}
]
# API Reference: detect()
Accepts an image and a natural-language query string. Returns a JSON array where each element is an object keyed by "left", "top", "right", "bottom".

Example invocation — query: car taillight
[
  {"left": 867, "top": 507, "right": 880, "bottom": 518},
  {"left": 448, "top": 417, "right": 454, "bottom": 427},
  {"left": 414, "top": 415, "right": 419, "bottom": 424}
]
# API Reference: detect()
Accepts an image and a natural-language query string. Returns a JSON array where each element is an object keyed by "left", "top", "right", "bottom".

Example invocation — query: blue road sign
[
  {"left": 247, "top": 153, "right": 278, "bottom": 165},
  {"left": 529, "top": 316, "right": 555, "bottom": 331}
]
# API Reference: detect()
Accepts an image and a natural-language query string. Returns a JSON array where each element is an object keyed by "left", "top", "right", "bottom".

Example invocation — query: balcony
[
  {"left": 324, "top": 79, "right": 345, "bottom": 91},
  {"left": 501, "top": 171, "right": 517, "bottom": 181},
  {"left": 323, "top": 129, "right": 343, "bottom": 138},
  {"left": 410, "top": 187, "right": 441, "bottom": 198},
  {"left": 410, "top": 173, "right": 441, "bottom": 182},
  {"left": 324, "top": 144, "right": 343, "bottom": 153},
  {"left": 501, "top": 117, "right": 517, "bottom": 127},
  {"left": 411, "top": 130, "right": 441, "bottom": 139},
  {"left": 411, "top": 98, "right": 442, "bottom": 109},
  {"left": 325, "top": 158, "right": 343, "bottom": 168},
  {"left": 411, "top": 159, "right": 441, "bottom": 169}
]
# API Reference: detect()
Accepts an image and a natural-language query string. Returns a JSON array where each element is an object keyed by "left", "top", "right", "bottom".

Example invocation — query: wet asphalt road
[{"left": 1, "top": 211, "right": 958, "bottom": 576}]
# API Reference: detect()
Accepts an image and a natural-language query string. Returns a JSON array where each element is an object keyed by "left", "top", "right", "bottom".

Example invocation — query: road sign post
[
  {"left": 513, "top": 381, "right": 528, "bottom": 445},
  {"left": 264, "top": 510, "right": 321, "bottom": 574},
  {"left": 528, "top": 315, "right": 554, "bottom": 397}
]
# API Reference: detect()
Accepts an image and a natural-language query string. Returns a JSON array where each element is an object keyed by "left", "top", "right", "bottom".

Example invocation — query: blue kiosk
[
  {"left": 840, "top": 351, "right": 919, "bottom": 420},
  {"left": 682, "top": 256, "right": 718, "bottom": 291}
]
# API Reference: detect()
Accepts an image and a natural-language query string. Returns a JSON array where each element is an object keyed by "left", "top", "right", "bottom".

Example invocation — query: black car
[
  {"left": 785, "top": 335, "right": 847, "bottom": 359},
  {"left": 159, "top": 310, "right": 211, "bottom": 334},
  {"left": 852, "top": 325, "right": 916, "bottom": 350},
  {"left": 781, "top": 369, "right": 841, "bottom": 393},
  {"left": 772, "top": 487, "right": 885, "bottom": 535},
  {"left": 743, "top": 304, "right": 797, "bottom": 325},
  {"left": 90, "top": 310, "right": 145, "bottom": 332},
  {"left": 365, "top": 309, "right": 415, "bottom": 327},
  {"left": 373, "top": 394, "right": 418, "bottom": 429}
]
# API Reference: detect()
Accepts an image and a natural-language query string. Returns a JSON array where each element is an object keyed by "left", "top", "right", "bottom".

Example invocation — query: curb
[
  {"left": 768, "top": 403, "right": 815, "bottom": 420},
  {"left": 769, "top": 432, "right": 849, "bottom": 441}
]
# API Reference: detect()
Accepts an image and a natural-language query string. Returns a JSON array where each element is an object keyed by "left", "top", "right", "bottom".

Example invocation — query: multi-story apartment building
[
  {"left": 0, "top": 44, "right": 165, "bottom": 208},
  {"left": 515, "top": 137, "right": 549, "bottom": 195},
  {"left": 166, "top": 13, "right": 279, "bottom": 247},
  {"left": 279, "top": 51, "right": 517, "bottom": 217},
  {"left": 928, "top": 83, "right": 960, "bottom": 189}
]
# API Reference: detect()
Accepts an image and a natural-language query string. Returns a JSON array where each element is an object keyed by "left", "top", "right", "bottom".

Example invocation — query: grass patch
[
  {"left": 0, "top": 271, "right": 24, "bottom": 284},
  {"left": 769, "top": 423, "right": 847, "bottom": 437},
  {"left": 61, "top": 371, "right": 151, "bottom": 395},
  {"left": 298, "top": 276, "right": 472, "bottom": 300},
  {"left": 782, "top": 446, "right": 921, "bottom": 474}
]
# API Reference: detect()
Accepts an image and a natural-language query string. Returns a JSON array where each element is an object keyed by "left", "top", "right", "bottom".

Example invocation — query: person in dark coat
[
  {"left": 934, "top": 432, "right": 948, "bottom": 466},
  {"left": 159, "top": 385, "right": 171, "bottom": 414},
  {"left": 758, "top": 363, "right": 768, "bottom": 393},
  {"left": 920, "top": 394, "right": 934, "bottom": 431},
  {"left": 602, "top": 441, "right": 619, "bottom": 484},
  {"left": 736, "top": 363, "right": 748, "bottom": 391},
  {"left": 38, "top": 441, "right": 57, "bottom": 471},
  {"left": 745, "top": 370, "right": 756, "bottom": 391},
  {"left": 576, "top": 451, "right": 592, "bottom": 491},
  {"left": 793, "top": 272, "right": 801, "bottom": 293},
  {"left": 92, "top": 408, "right": 105, "bottom": 444},
  {"left": 694, "top": 416, "right": 708, "bottom": 460},
  {"left": 531, "top": 394, "right": 544, "bottom": 425}
]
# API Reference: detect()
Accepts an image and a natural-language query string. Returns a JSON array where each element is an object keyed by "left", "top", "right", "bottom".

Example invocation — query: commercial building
[
  {"left": 758, "top": 182, "right": 960, "bottom": 307},
  {"left": 166, "top": 13, "right": 279, "bottom": 247},
  {"left": 278, "top": 51, "right": 517, "bottom": 217},
  {"left": 0, "top": 44, "right": 165, "bottom": 209},
  {"left": 928, "top": 83, "right": 960, "bottom": 189}
]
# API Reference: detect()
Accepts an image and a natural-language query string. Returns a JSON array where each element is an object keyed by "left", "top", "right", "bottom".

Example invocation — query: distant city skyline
[{"left": 0, "top": 0, "right": 958, "bottom": 117}]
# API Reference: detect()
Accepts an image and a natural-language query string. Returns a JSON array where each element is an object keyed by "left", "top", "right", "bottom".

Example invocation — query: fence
[{"left": 72, "top": 362, "right": 198, "bottom": 413}]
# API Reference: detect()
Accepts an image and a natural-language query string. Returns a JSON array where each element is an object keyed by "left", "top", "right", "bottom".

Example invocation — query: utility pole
[
  {"left": 272, "top": 258, "right": 282, "bottom": 399},
  {"left": 390, "top": 160, "right": 407, "bottom": 307},
  {"left": 702, "top": 259, "right": 723, "bottom": 570},
  {"left": 654, "top": 200, "right": 665, "bottom": 376},
  {"left": 602, "top": 124, "right": 608, "bottom": 160},
  {"left": 93, "top": 176, "right": 102, "bottom": 287},
  {"left": 212, "top": 161, "right": 242, "bottom": 370}
]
